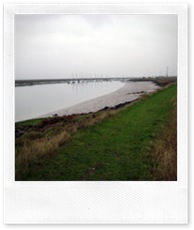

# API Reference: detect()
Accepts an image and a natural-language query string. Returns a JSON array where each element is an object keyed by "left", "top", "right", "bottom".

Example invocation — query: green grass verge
[
  {"left": 20, "top": 85, "right": 177, "bottom": 181},
  {"left": 15, "top": 118, "right": 45, "bottom": 128}
]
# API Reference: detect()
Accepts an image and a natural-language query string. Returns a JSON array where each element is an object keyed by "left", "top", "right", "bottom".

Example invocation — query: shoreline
[{"left": 42, "top": 81, "right": 160, "bottom": 118}]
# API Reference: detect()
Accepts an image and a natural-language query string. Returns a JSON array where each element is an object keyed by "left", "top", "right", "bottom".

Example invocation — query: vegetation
[
  {"left": 131, "top": 76, "right": 177, "bottom": 87},
  {"left": 15, "top": 84, "right": 177, "bottom": 181},
  {"left": 151, "top": 95, "right": 177, "bottom": 180}
]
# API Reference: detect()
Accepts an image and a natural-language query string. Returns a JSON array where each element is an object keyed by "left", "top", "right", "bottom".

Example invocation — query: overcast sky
[{"left": 15, "top": 14, "right": 177, "bottom": 80}]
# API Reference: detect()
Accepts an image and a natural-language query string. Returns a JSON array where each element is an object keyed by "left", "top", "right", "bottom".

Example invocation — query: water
[{"left": 15, "top": 81, "right": 125, "bottom": 122}]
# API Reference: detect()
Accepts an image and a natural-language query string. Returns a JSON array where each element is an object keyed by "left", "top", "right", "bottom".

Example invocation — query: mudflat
[{"left": 43, "top": 81, "right": 159, "bottom": 117}]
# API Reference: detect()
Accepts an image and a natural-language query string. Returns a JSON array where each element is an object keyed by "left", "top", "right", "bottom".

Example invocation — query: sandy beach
[{"left": 42, "top": 81, "right": 160, "bottom": 118}]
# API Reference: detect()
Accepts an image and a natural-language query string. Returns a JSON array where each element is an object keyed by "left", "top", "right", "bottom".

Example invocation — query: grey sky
[{"left": 15, "top": 14, "right": 177, "bottom": 79}]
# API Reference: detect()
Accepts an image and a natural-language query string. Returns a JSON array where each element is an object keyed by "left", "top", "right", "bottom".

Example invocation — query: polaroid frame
[{"left": 4, "top": 4, "right": 188, "bottom": 224}]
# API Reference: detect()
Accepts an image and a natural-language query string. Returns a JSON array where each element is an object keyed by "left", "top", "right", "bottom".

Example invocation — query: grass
[
  {"left": 15, "top": 118, "right": 44, "bottom": 128},
  {"left": 15, "top": 84, "right": 177, "bottom": 181},
  {"left": 151, "top": 95, "right": 177, "bottom": 180}
]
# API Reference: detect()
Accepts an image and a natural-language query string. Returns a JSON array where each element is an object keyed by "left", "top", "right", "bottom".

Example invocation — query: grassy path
[{"left": 24, "top": 85, "right": 177, "bottom": 181}]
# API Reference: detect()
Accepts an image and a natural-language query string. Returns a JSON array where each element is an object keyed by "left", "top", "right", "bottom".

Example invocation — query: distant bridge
[{"left": 15, "top": 77, "right": 131, "bottom": 87}]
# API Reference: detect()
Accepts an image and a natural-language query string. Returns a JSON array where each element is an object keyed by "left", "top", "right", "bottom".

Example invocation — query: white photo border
[{"left": 4, "top": 4, "right": 188, "bottom": 224}]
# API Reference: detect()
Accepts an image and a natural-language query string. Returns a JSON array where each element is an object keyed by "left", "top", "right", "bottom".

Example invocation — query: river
[{"left": 15, "top": 81, "right": 125, "bottom": 122}]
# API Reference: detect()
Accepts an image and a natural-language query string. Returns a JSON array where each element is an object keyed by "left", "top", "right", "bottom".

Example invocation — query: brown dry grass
[
  {"left": 151, "top": 96, "right": 177, "bottom": 180},
  {"left": 15, "top": 130, "right": 69, "bottom": 178}
]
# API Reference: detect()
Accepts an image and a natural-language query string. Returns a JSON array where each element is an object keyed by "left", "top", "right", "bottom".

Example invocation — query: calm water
[{"left": 15, "top": 81, "right": 125, "bottom": 122}]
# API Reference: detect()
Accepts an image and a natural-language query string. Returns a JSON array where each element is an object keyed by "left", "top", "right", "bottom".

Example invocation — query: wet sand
[{"left": 43, "top": 81, "right": 160, "bottom": 117}]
